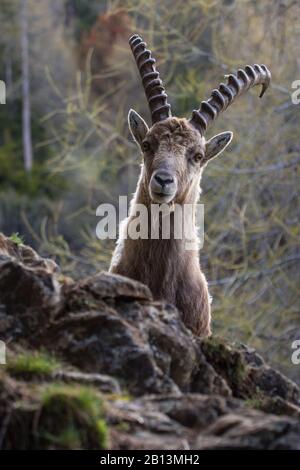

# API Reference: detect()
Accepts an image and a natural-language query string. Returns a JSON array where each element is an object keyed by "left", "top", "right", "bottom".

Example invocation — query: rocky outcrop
[{"left": 0, "top": 233, "right": 299, "bottom": 449}]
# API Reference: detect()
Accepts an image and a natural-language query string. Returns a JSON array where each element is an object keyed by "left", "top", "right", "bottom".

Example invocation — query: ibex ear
[
  {"left": 128, "top": 109, "right": 149, "bottom": 146},
  {"left": 205, "top": 131, "right": 233, "bottom": 162}
]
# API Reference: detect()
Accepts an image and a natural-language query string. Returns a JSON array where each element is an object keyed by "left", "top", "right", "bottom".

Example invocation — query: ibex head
[{"left": 128, "top": 34, "right": 271, "bottom": 204}]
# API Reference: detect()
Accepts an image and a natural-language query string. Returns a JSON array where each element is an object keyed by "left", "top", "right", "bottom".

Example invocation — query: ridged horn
[
  {"left": 129, "top": 34, "right": 171, "bottom": 124},
  {"left": 189, "top": 64, "right": 271, "bottom": 135}
]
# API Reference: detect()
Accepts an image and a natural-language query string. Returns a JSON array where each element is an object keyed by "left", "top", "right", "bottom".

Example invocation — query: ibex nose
[
  {"left": 150, "top": 169, "right": 177, "bottom": 202},
  {"left": 154, "top": 171, "right": 174, "bottom": 188}
]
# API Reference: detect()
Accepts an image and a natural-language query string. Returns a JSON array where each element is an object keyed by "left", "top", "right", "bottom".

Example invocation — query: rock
[
  {"left": 72, "top": 271, "right": 153, "bottom": 301},
  {"left": 135, "top": 394, "right": 240, "bottom": 429},
  {"left": 0, "top": 234, "right": 58, "bottom": 274},
  {"left": 250, "top": 396, "right": 300, "bottom": 419},
  {"left": 191, "top": 350, "right": 232, "bottom": 397},
  {"left": 195, "top": 410, "right": 300, "bottom": 450},
  {"left": 43, "top": 273, "right": 202, "bottom": 395},
  {"left": 0, "top": 233, "right": 299, "bottom": 450},
  {"left": 0, "top": 234, "right": 60, "bottom": 341},
  {"left": 201, "top": 338, "right": 300, "bottom": 405},
  {"left": 0, "top": 374, "right": 108, "bottom": 450},
  {"left": 53, "top": 370, "right": 121, "bottom": 394}
]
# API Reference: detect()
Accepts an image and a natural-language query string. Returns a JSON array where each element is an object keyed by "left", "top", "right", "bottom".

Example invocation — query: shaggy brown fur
[{"left": 109, "top": 117, "right": 232, "bottom": 336}]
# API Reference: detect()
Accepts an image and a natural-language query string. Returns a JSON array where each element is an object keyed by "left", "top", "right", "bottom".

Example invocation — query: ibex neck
[{"left": 125, "top": 172, "right": 201, "bottom": 250}]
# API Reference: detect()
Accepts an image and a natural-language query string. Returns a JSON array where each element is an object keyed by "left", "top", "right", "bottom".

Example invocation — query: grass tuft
[
  {"left": 39, "top": 384, "right": 108, "bottom": 449},
  {"left": 7, "top": 351, "right": 61, "bottom": 379},
  {"left": 9, "top": 232, "right": 24, "bottom": 245}
]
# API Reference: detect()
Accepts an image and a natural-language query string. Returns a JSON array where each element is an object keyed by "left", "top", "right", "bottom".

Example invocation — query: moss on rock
[
  {"left": 7, "top": 351, "right": 61, "bottom": 380},
  {"left": 38, "top": 384, "right": 108, "bottom": 449}
]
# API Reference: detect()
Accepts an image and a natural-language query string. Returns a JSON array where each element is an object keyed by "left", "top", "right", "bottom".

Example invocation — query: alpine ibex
[{"left": 110, "top": 34, "right": 271, "bottom": 336}]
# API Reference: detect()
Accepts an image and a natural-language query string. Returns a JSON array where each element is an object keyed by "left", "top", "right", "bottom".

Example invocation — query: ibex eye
[
  {"left": 193, "top": 153, "right": 202, "bottom": 163},
  {"left": 142, "top": 141, "right": 150, "bottom": 152}
]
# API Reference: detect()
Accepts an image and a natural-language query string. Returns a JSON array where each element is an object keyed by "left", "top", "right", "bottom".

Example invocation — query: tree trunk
[{"left": 20, "top": 0, "right": 33, "bottom": 172}]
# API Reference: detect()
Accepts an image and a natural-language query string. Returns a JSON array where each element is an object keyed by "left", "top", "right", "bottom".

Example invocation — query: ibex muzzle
[{"left": 150, "top": 168, "right": 177, "bottom": 203}]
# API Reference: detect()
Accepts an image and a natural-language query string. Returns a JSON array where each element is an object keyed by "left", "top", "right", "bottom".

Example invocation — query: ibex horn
[
  {"left": 129, "top": 34, "right": 172, "bottom": 124},
  {"left": 189, "top": 64, "right": 271, "bottom": 135}
]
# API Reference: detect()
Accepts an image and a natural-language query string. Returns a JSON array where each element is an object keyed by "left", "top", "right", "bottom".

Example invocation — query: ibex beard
[{"left": 110, "top": 34, "right": 271, "bottom": 337}]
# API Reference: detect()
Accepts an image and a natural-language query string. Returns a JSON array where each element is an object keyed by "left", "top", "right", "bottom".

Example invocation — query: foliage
[
  {"left": 9, "top": 232, "right": 24, "bottom": 245},
  {"left": 40, "top": 384, "right": 108, "bottom": 449},
  {"left": 7, "top": 351, "right": 61, "bottom": 378}
]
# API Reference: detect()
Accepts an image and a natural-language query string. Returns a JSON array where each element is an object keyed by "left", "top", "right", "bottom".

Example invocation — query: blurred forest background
[{"left": 0, "top": 0, "right": 299, "bottom": 383}]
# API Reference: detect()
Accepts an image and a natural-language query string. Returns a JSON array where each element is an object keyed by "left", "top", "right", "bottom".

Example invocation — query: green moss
[
  {"left": 244, "top": 394, "right": 265, "bottom": 410},
  {"left": 95, "top": 419, "right": 108, "bottom": 448},
  {"left": 39, "top": 384, "right": 108, "bottom": 449},
  {"left": 201, "top": 336, "right": 248, "bottom": 395},
  {"left": 9, "top": 232, "right": 24, "bottom": 245},
  {"left": 114, "top": 422, "right": 130, "bottom": 432},
  {"left": 106, "top": 392, "right": 131, "bottom": 402},
  {"left": 7, "top": 351, "right": 61, "bottom": 379},
  {"left": 244, "top": 394, "right": 291, "bottom": 416},
  {"left": 41, "top": 384, "right": 102, "bottom": 414},
  {"left": 41, "top": 427, "right": 81, "bottom": 449}
]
